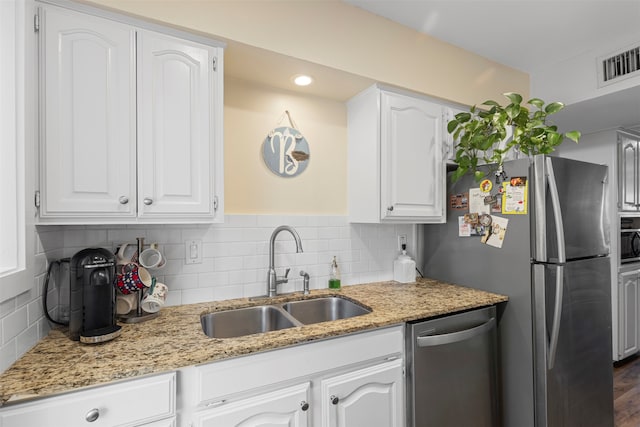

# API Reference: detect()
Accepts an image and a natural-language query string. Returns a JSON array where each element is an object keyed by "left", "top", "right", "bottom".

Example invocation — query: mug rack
[{"left": 117, "top": 237, "right": 159, "bottom": 324}]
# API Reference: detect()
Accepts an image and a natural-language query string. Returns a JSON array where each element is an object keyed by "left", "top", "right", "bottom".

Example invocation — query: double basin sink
[{"left": 201, "top": 296, "right": 372, "bottom": 339}]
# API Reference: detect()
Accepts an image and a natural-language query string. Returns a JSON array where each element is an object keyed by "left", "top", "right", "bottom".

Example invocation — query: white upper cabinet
[
  {"left": 37, "top": 3, "right": 224, "bottom": 224},
  {"left": 39, "top": 5, "right": 136, "bottom": 219},
  {"left": 348, "top": 85, "right": 445, "bottom": 223},
  {"left": 618, "top": 130, "right": 640, "bottom": 212},
  {"left": 137, "top": 30, "right": 218, "bottom": 219}
]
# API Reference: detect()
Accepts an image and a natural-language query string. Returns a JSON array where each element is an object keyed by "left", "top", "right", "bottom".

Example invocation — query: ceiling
[
  {"left": 343, "top": 0, "right": 640, "bottom": 75},
  {"left": 343, "top": 0, "right": 640, "bottom": 133}
]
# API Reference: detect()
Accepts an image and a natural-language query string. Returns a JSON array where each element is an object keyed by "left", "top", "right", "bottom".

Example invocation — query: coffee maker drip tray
[{"left": 80, "top": 325, "right": 122, "bottom": 344}]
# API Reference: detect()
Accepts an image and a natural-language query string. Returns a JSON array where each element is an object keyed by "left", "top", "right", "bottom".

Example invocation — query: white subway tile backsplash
[
  {"left": 2, "top": 306, "right": 28, "bottom": 344},
  {"left": 1, "top": 214, "right": 416, "bottom": 374},
  {"left": 0, "top": 341, "right": 16, "bottom": 372},
  {"left": 16, "top": 324, "right": 38, "bottom": 357},
  {"left": 181, "top": 288, "right": 214, "bottom": 305}
]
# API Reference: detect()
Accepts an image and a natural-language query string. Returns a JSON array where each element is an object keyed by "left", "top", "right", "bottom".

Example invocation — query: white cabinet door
[
  {"left": 348, "top": 85, "right": 445, "bottom": 224},
  {"left": 320, "top": 359, "right": 404, "bottom": 427},
  {"left": 39, "top": 5, "right": 136, "bottom": 218},
  {"left": 137, "top": 30, "right": 219, "bottom": 220},
  {"left": 194, "top": 383, "right": 311, "bottom": 427},
  {"left": 619, "top": 269, "right": 640, "bottom": 359},
  {"left": 618, "top": 131, "right": 640, "bottom": 211},
  {"left": 380, "top": 91, "right": 444, "bottom": 222}
]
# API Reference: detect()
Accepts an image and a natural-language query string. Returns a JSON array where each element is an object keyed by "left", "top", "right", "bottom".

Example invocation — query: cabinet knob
[
  {"left": 143, "top": 198, "right": 153, "bottom": 206},
  {"left": 119, "top": 196, "right": 129, "bottom": 205},
  {"left": 387, "top": 206, "right": 394, "bottom": 212},
  {"left": 330, "top": 395, "right": 339, "bottom": 405},
  {"left": 85, "top": 408, "right": 100, "bottom": 422},
  {"left": 300, "top": 400, "right": 310, "bottom": 411}
]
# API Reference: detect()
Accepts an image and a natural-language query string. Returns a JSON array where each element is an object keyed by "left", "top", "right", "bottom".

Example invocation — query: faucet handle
[{"left": 284, "top": 268, "right": 290, "bottom": 278}]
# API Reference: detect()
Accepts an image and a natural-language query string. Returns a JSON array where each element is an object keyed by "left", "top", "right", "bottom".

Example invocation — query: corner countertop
[{"left": 0, "top": 278, "right": 507, "bottom": 406}]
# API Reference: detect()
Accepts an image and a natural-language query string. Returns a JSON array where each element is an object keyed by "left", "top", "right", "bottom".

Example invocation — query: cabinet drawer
[{"left": 0, "top": 372, "right": 175, "bottom": 427}]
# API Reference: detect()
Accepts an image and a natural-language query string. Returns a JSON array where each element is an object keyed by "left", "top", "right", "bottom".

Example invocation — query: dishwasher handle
[{"left": 416, "top": 317, "right": 496, "bottom": 347}]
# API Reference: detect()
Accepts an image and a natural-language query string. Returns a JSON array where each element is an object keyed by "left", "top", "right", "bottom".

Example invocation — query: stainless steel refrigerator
[{"left": 418, "top": 155, "right": 613, "bottom": 427}]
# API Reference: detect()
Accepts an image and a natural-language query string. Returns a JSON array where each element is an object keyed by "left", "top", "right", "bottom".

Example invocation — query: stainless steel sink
[
  {"left": 201, "top": 296, "right": 372, "bottom": 338},
  {"left": 282, "top": 297, "right": 371, "bottom": 325},
  {"left": 201, "top": 305, "right": 298, "bottom": 338}
]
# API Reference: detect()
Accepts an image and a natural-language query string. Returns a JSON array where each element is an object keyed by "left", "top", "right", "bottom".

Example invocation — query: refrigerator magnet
[{"left": 480, "top": 179, "right": 493, "bottom": 193}]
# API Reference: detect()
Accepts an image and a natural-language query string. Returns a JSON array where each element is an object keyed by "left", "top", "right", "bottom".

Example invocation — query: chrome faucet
[{"left": 267, "top": 226, "right": 303, "bottom": 297}]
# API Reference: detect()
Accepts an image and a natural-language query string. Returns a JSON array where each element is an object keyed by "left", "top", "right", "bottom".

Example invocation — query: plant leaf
[
  {"left": 482, "top": 100, "right": 500, "bottom": 107},
  {"left": 504, "top": 92, "right": 523, "bottom": 105},
  {"left": 447, "top": 119, "right": 459, "bottom": 133},
  {"left": 527, "top": 98, "right": 545, "bottom": 109},
  {"left": 505, "top": 104, "right": 521, "bottom": 120},
  {"left": 455, "top": 112, "right": 471, "bottom": 123},
  {"left": 544, "top": 102, "right": 564, "bottom": 114},
  {"left": 473, "top": 170, "right": 486, "bottom": 182},
  {"left": 565, "top": 130, "right": 581, "bottom": 143},
  {"left": 451, "top": 166, "right": 467, "bottom": 183}
]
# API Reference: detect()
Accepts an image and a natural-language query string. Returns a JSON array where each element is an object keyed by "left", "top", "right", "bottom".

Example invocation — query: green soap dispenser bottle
[{"left": 329, "top": 256, "right": 341, "bottom": 289}]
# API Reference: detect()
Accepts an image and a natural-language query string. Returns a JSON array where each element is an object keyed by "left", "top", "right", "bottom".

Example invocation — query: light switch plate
[{"left": 185, "top": 239, "right": 202, "bottom": 264}]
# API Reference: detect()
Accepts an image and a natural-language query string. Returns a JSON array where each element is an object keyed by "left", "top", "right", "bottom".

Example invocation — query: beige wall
[
  {"left": 85, "top": 0, "right": 529, "bottom": 106},
  {"left": 225, "top": 77, "right": 347, "bottom": 214}
]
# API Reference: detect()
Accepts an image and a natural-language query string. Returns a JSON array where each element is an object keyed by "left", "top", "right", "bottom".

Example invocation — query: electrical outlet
[
  {"left": 397, "top": 234, "right": 407, "bottom": 251},
  {"left": 185, "top": 239, "right": 203, "bottom": 264}
]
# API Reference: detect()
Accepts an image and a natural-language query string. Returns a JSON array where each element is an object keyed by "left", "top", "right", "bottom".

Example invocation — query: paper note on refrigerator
[
  {"left": 482, "top": 215, "right": 509, "bottom": 248},
  {"left": 501, "top": 178, "right": 528, "bottom": 214},
  {"left": 469, "top": 188, "right": 490, "bottom": 215}
]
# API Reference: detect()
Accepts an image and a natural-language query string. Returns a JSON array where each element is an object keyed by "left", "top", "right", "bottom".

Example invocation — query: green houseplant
[{"left": 447, "top": 92, "right": 581, "bottom": 182}]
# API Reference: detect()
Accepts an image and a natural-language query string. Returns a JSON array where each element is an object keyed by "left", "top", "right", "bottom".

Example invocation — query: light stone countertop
[{"left": 0, "top": 278, "right": 507, "bottom": 406}]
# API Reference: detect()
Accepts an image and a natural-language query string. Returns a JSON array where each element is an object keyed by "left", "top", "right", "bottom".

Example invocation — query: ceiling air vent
[{"left": 598, "top": 44, "right": 640, "bottom": 87}]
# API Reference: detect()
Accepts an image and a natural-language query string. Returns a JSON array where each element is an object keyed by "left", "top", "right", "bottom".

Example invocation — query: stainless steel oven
[{"left": 621, "top": 229, "right": 640, "bottom": 264}]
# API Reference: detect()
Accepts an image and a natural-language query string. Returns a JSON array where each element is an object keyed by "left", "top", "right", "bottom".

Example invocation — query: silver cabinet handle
[
  {"left": 119, "top": 196, "right": 129, "bottom": 205},
  {"left": 387, "top": 206, "right": 394, "bottom": 212},
  {"left": 143, "top": 198, "right": 153, "bottom": 206},
  {"left": 330, "top": 395, "right": 339, "bottom": 405},
  {"left": 85, "top": 408, "right": 100, "bottom": 422},
  {"left": 416, "top": 317, "right": 495, "bottom": 347},
  {"left": 300, "top": 400, "right": 309, "bottom": 411}
]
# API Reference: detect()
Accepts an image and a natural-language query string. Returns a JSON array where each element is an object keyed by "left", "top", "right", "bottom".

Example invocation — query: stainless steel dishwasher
[{"left": 406, "top": 306, "right": 499, "bottom": 427}]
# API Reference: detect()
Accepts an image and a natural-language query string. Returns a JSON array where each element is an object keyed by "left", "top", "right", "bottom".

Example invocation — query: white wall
[{"left": 532, "top": 33, "right": 640, "bottom": 107}]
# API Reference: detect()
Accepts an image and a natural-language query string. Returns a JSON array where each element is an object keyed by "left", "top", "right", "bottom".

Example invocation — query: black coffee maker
[{"left": 69, "top": 248, "right": 121, "bottom": 343}]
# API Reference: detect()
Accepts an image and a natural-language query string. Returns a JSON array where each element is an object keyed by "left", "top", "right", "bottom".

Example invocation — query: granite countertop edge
[{"left": 0, "top": 278, "right": 508, "bottom": 406}]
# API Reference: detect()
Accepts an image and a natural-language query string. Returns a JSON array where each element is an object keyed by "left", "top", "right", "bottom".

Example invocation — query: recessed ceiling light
[{"left": 292, "top": 74, "right": 313, "bottom": 86}]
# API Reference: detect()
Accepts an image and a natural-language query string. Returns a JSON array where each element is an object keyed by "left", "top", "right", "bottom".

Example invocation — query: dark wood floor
[{"left": 615, "top": 355, "right": 640, "bottom": 426}]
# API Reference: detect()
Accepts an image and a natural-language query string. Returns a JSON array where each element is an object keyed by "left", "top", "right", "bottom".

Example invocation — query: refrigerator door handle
[
  {"left": 546, "top": 156, "right": 566, "bottom": 264},
  {"left": 548, "top": 265, "right": 564, "bottom": 370},
  {"left": 545, "top": 157, "right": 566, "bottom": 370}
]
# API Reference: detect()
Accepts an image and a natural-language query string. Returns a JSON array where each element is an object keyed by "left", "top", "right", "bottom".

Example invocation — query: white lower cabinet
[
  {"left": 320, "top": 359, "right": 404, "bottom": 427},
  {"left": 193, "top": 382, "right": 311, "bottom": 427},
  {"left": 619, "top": 267, "right": 640, "bottom": 359},
  {"left": 0, "top": 372, "right": 176, "bottom": 427},
  {"left": 178, "top": 326, "right": 405, "bottom": 427}
]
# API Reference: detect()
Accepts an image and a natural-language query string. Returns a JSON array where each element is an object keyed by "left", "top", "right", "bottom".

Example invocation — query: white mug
[
  {"left": 141, "top": 282, "right": 168, "bottom": 313},
  {"left": 116, "top": 243, "right": 138, "bottom": 266},
  {"left": 139, "top": 247, "right": 165, "bottom": 269},
  {"left": 116, "top": 293, "right": 137, "bottom": 315}
]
